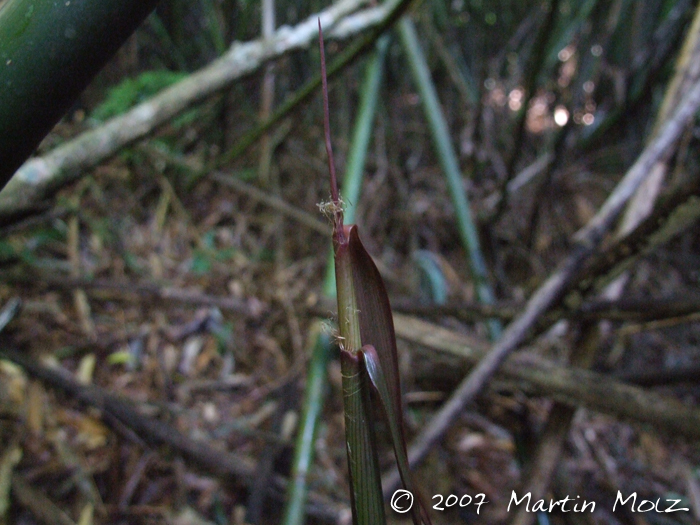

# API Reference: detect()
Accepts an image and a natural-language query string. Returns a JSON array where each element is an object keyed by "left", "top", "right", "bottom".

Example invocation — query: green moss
[{"left": 92, "top": 70, "right": 187, "bottom": 121}]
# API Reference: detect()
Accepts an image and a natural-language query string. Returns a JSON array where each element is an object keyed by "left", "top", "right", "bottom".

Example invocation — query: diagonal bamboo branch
[
  {"left": 509, "top": 9, "right": 700, "bottom": 523},
  {"left": 0, "top": 0, "right": 410, "bottom": 223},
  {"left": 382, "top": 75, "right": 700, "bottom": 493}
]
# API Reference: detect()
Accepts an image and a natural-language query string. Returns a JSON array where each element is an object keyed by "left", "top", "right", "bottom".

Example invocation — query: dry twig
[{"left": 0, "top": 348, "right": 348, "bottom": 522}]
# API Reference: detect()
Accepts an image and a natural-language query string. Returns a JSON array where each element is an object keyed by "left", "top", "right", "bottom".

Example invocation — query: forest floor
[{"left": 2, "top": 7, "right": 700, "bottom": 525}]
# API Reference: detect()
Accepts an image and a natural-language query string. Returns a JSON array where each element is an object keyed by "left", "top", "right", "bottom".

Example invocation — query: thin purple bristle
[{"left": 318, "top": 19, "right": 340, "bottom": 206}]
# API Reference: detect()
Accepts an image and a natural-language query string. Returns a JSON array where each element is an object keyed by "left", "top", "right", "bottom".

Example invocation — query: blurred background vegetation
[{"left": 1, "top": 0, "right": 700, "bottom": 524}]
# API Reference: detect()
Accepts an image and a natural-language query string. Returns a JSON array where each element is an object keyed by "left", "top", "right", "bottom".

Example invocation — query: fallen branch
[
  {"left": 4, "top": 272, "right": 265, "bottom": 318},
  {"left": 11, "top": 267, "right": 700, "bottom": 332},
  {"left": 2, "top": 348, "right": 257, "bottom": 479},
  {"left": 0, "top": 348, "right": 348, "bottom": 522},
  {"left": 392, "top": 294, "right": 700, "bottom": 324},
  {"left": 576, "top": 189, "right": 700, "bottom": 297},
  {"left": 381, "top": 314, "right": 700, "bottom": 493},
  {"left": 11, "top": 473, "right": 76, "bottom": 525},
  {"left": 384, "top": 75, "right": 700, "bottom": 487},
  {"left": 392, "top": 315, "right": 700, "bottom": 439},
  {"left": 21, "top": 266, "right": 700, "bottom": 327},
  {"left": 617, "top": 362, "right": 700, "bottom": 386}
]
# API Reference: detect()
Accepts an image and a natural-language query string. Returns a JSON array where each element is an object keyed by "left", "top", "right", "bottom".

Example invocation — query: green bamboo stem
[
  {"left": 340, "top": 352, "right": 386, "bottom": 523},
  {"left": 281, "top": 326, "right": 330, "bottom": 525},
  {"left": 397, "top": 16, "right": 501, "bottom": 340},
  {"left": 323, "top": 36, "right": 390, "bottom": 297},
  {"left": 257, "top": 0, "right": 277, "bottom": 186},
  {"left": 282, "top": 37, "right": 390, "bottom": 525},
  {"left": 0, "top": 0, "right": 160, "bottom": 183},
  {"left": 320, "top": 19, "right": 386, "bottom": 519},
  {"left": 335, "top": 238, "right": 385, "bottom": 525},
  {"left": 341, "top": 36, "right": 391, "bottom": 227}
]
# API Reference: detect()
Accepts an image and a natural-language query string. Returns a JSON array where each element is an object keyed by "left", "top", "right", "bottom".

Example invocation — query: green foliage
[
  {"left": 413, "top": 250, "right": 449, "bottom": 305},
  {"left": 0, "top": 240, "right": 19, "bottom": 264},
  {"left": 107, "top": 350, "right": 135, "bottom": 366},
  {"left": 0, "top": 225, "right": 66, "bottom": 266},
  {"left": 91, "top": 70, "right": 187, "bottom": 121},
  {"left": 190, "top": 251, "right": 213, "bottom": 275},
  {"left": 190, "top": 230, "right": 238, "bottom": 275}
]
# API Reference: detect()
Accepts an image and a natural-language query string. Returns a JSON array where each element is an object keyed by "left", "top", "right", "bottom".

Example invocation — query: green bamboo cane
[
  {"left": 335, "top": 242, "right": 386, "bottom": 524},
  {"left": 281, "top": 324, "right": 331, "bottom": 525},
  {"left": 0, "top": 0, "right": 160, "bottom": 183},
  {"left": 397, "top": 16, "right": 502, "bottom": 340},
  {"left": 281, "top": 37, "right": 389, "bottom": 525},
  {"left": 319, "top": 33, "right": 385, "bottom": 519},
  {"left": 323, "top": 35, "right": 390, "bottom": 297}
]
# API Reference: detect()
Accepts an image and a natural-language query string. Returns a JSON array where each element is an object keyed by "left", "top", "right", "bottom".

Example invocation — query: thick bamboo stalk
[
  {"left": 0, "top": 0, "right": 160, "bottom": 182},
  {"left": 0, "top": 0, "right": 387, "bottom": 223}
]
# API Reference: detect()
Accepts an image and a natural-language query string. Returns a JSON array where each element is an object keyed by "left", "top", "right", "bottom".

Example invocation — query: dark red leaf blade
[
  {"left": 346, "top": 225, "right": 404, "bottom": 434},
  {"left": 360, "top": 345, "right": 433, "bottom": 525}
]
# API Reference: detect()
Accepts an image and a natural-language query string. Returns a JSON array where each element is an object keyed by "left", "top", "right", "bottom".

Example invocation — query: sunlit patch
[
  {"left": 489, "top": 86, "right": 506, "bottom": 106},
  {"left": 526, "top": 96, "right": 549, "bottom": 133},
  {"left": 554, "top": 106, "right": 569, "bottom": 126},
  {"left": 508, "top": 88, "right": 523, "bottom": 111},
  {"left": 558, "top": 45, "right": 574, "bottom": 62}
]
